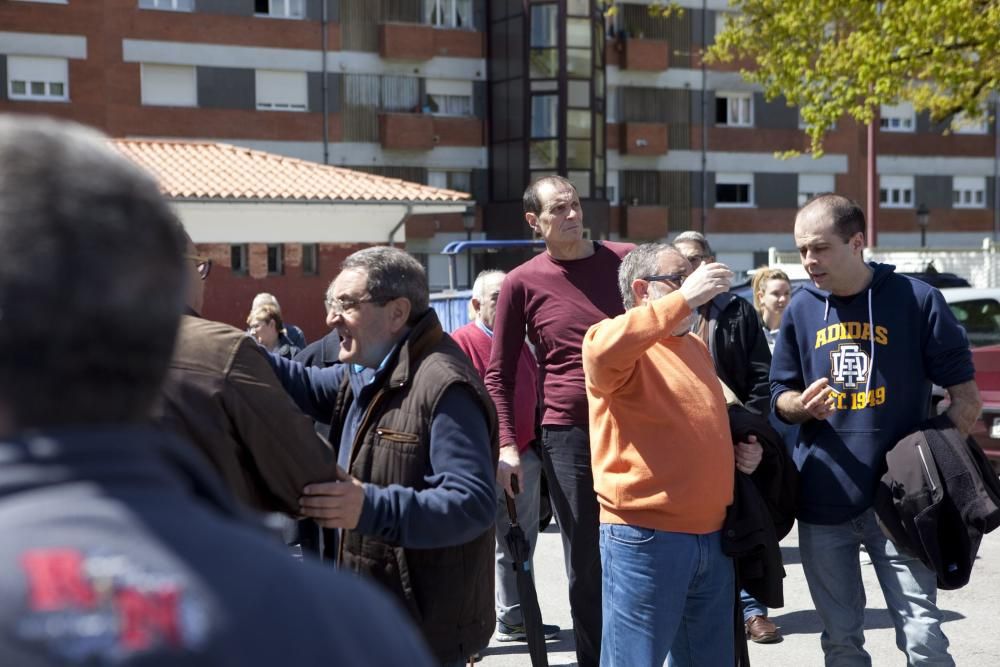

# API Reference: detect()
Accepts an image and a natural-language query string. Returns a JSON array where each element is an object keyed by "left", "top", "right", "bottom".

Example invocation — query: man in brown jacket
[{"left": 152, "top": 235, "right": 338, "bottom": 522}]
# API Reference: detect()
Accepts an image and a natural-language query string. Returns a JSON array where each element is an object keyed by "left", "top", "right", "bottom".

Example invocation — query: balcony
[
  {"left": 379, "top": 113, "right": 435, "bottom": 150},
  {"left": 379, "top": 22, "right": 436, "bottom": 60},
  {"left": 621, "top": 205, "right": 669, "bottom": 240},
  {"left": 622, "top": 38, "right": 670, "bottom": 71},
  {"left": 619, "top": 122, "right": 669, "bottom": 156}
]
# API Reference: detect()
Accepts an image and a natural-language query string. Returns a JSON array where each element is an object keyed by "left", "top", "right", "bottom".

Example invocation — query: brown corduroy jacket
[{"left": 152, "top": 314, "right": 337, "bottom": 514}]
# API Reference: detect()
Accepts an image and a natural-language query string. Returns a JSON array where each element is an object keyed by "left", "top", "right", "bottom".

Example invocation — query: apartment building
[{"left": 1, "top": 0, "right": 996, "bottom": 276}]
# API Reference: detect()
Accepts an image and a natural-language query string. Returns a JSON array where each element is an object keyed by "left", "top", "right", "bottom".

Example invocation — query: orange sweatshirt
[{"left": 583, "top": 291, "right": 735, "bottom": 534}]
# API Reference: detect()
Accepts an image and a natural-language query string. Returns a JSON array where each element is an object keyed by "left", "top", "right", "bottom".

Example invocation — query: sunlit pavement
[{"left": 480, "top": 523, "right": 1000, "bottom": 666}]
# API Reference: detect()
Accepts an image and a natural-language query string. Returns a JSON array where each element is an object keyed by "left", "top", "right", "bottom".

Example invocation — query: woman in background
[
  {"left": 247, "top": 303, "right": 300, "bottom": 360},
  {"left": 752, "top": 268, "right": 792, "bottom": 352}
]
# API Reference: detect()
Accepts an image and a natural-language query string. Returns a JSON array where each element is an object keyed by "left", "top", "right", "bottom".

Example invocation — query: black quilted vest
[{"left": 331, "top": 309, "right": 499, "bottom": 662}]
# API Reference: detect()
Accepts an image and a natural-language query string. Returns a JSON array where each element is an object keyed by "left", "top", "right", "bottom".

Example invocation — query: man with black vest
[{"left": 268, "top": 246, "right": 498, "bottom": 667}]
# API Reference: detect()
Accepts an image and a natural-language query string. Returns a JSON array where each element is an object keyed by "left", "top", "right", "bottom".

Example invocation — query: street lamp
[
  {"left": 916, "top": 203, "right": 930, "bottom": 248},
  {"left": 462, "top": 206, "right": 476, "bottom": 288}
]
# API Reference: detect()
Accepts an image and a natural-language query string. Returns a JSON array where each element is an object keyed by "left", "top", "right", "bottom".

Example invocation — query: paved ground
[{"left": 480, "top": 523, "right": 1000, "bottom": 666}]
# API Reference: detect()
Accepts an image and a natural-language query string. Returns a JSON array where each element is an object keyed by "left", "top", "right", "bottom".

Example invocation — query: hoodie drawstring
[{"left": 823, "top": 297, "right": 830, "bottom": 322}]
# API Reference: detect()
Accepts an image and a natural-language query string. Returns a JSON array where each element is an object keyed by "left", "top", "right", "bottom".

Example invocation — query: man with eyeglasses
[
  {"left": 674, "top": 231, "right": 778, "bottom": 643},
  {"left": 266, "top": 246, "right": 498, "bottom": 667},
  {"left": 154, "top": 235, "right": 340, "bottom": 535},
  {"left": 582, "top": 243, "right": 762, "bottom": 667}
]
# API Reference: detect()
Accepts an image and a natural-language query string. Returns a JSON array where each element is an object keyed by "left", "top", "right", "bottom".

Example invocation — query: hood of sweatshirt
[{"left": 770, "top": 262, "right": 975, "bottom": 524}]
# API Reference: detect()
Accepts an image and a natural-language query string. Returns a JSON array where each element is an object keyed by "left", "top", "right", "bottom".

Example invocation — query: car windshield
[{"left": 949, "top": 298, "right": 1000, "bottom": 348}]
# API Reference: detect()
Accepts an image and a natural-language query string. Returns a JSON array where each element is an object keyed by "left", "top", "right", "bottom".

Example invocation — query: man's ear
[
  {"left": 850, "top": 231, "right": 866, "bottom": 254},
  {"left": 631, "top": 278, "right": 648, "bottom": 305},
  {"left": 470, "top": 297, "right": 482, "bottom": 315},
  {"left": 525, "top": 212, "right": 538, "bottom": 231},
  {"left": 387, "top": 297, "right": 413, "bottom": 333}
]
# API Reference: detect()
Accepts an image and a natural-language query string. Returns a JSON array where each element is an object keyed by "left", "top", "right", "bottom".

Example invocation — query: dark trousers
[{"left": 541, "top": 425, "right": 602, "bottom": 667}]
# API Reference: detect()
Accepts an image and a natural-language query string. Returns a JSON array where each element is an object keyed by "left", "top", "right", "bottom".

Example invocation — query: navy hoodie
[{"left": 770, "top": 262, "right": 974, "bottom": 524}]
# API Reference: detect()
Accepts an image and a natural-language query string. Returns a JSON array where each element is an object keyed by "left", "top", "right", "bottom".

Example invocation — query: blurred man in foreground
[{"left": 0, "top": 116, "right": 433, "bottom": 666}]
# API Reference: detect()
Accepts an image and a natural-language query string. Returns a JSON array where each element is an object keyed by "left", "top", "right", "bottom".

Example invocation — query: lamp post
[
  {"left": 462, "top": 206, "right": 476, "bottom": 288},
  {"left": 916, "top": 203, "right": 930, "bottom": 248}
]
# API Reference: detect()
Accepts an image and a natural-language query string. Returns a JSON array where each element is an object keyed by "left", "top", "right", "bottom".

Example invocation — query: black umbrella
[{"left": 504, "top": 476, "right": 549, "bottom": 667}]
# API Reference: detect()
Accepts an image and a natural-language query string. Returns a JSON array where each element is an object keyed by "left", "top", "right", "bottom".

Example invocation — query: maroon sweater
[
  {"left": 485, "top": 241, "right": 633, "bottom": 446},
  {"left": 452, "top": 322, "right": 539, "bottom": 453}
]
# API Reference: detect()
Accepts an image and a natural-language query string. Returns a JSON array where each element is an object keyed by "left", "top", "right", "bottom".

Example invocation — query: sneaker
[{"left": 495, "top": 619, "right": 561, "bottom": 642}]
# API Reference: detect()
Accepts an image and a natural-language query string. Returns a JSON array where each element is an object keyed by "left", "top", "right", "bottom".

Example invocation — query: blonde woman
[
  {"left": 751, "top": 267, "right": 791, "bottom": 352},
  {"left": 247, "top": 303, "right": 300, "bottom": 359}
]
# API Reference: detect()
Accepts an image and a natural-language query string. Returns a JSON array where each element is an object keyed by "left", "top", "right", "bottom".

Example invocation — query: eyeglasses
[
  {"left": 643, "top": 273, "right": 686, "bottom": 286},
  {"left": 185, "top": 254, "right": 212, "bottom": 281},
  {"left": 324, "top": 294, "right": 396, "bottom": 317}
]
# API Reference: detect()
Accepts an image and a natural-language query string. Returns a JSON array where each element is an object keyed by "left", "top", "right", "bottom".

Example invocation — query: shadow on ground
[
  {"left": 771, "top": 608, "right": 965, "bottom": 636},
  {"left": 481, "top": 634, "right": 577, "bottom": 662}
]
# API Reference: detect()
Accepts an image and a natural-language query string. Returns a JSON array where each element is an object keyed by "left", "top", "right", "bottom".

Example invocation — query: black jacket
[
  {"left": 699, "top": 293, "right": 772, "bottom": 416},
  {"left": 875, "top": 414, "right": 1000, "bottom": 589},
  {"left": 722, "top": 405, "right": 798, "bottom": 608}
]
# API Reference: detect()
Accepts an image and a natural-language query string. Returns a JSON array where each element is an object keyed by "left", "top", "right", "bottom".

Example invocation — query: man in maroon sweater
[
  {"left": 484, "top": 175, "right": 633, "bottom": 667},
  {"left": 453, "top": 270, "right": 560, "bottom": 644}
]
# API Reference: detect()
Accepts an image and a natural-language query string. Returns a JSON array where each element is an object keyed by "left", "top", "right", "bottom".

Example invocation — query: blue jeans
[
  {"left": 799, "top": 509, "right": 953, "bottom": 666},
  {"left": 600, "top": 525, "right": 734, "bottom": 667},
  {"left": 740, "top": 588, "right": 767, "bottom": 620}
]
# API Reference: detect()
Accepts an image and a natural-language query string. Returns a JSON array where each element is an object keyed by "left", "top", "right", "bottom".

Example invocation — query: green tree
[{"left": 707, "top": 0, "right": 1000, "bottom": 156}]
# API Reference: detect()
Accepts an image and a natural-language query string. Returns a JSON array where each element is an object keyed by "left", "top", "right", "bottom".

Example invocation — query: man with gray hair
[
  {"left": 267, "top": 246, "right": 498, "bottom": 667},
  {"left": 453, "top": 270, "right": 560, "bottom": 643},
  {"left": 0, "top": 116, "right": 433, "bottom": 665},
  {"left": 583, "top": 243, "right": 761, "bottom": 666}
]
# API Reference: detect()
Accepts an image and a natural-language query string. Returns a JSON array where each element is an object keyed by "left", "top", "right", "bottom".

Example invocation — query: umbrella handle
[{"left": 505, "top": 475, "right": 520, "bottom": 525}]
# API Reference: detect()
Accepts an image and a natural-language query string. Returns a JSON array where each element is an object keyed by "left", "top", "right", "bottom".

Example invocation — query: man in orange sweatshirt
[{"left": 582, "top": 243, "right": 762, "bottom": 667}]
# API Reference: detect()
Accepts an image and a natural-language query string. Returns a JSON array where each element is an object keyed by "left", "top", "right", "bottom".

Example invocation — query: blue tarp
[{"left": 430, "top": 290, "right": 473, "bottom": 334}]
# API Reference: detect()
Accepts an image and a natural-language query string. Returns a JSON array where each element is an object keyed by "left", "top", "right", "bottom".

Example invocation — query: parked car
[{"left": 942, "top": 288, "right": 1000, "bottom": 472}]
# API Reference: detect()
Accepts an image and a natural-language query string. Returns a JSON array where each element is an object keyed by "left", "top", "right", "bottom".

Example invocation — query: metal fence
[{"left": 430, "top": 290, "right": 473, "bottom": 334}]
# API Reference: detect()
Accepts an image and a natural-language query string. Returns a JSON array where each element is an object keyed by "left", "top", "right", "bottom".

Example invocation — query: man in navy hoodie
[
  {"left": 771, "top": 194, "right": 982, "bottom": 666},
  {"left": 0, "top": 116, "right": 434, "bottom": 666}
]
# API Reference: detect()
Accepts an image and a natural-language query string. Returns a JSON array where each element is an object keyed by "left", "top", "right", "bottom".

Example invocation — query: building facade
[{"left": 2, "top": 0, "right": 996, "bottom": 275}]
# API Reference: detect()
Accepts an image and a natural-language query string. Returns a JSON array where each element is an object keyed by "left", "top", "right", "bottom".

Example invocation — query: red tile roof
[{"left": 110, "top": 138, "right": 471, "bottom": 204}]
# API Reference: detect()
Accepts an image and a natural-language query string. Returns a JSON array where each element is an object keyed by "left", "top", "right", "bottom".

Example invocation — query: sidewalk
[{"left": 479, "top": 524, "right": 1000, "bottom": 666}]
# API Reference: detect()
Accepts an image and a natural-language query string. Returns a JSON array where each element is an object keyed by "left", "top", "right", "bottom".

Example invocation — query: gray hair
[
  {"left": 673, "top": 230, "right": 714, "bottom": 258},
  {"left": 618, "top": 243, "right": 675, "bottom": 309},
  {"left": 0, "top": 116, "right": 186, "bottom": 428},
  {"left": 341, "top": 246, "right": 429, "bottom": 324},
  {"left": 252, "top": 292, "right": 280, "bottom": 312},
  {"left": 472, "top": 269, "right": 505, "bottom": 300}
]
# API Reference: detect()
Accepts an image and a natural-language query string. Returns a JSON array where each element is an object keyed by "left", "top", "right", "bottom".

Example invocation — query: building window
[
  {"left": 231, "top": 244, "right": 248, "bottom": 275},
  {"left": 255, "top": 70, "right": 307, "bottom": 111},
  {"left": 953, "top": 176, "right": 987, "bottom": 209},
  {"left": 7, "top": 56, "right": 69, "bottom": 102},
  {"left": 607, "top": 170, "right": 619, "bottom": 205},
  {"left": 425, "top": 79, "right": 473, "bottom": 117},
  {"left": 879, "top": 103, "right": 915, "bottom": 132},
  {"left": 424, "top": 0, "right": 473, "bottom": 29},
  {"left": 301, "top": 244, "right": 319, "bottom": 275},
  {"left": 715, "top": 173, "right": 754, "bottom": 207},
  {"left": 255, "top": 0, "right": 304, "bottom": 19},
  {"left": 952, "top": 112, "right": 989, "bottom": 135},
  {"left": 428, "top": 171, "right": 472, "bottom": 193},
  {"left": 715, "top": 92, "right": 752, "bottom": 127},
  {"left": 141, "top": 64, "right": 196, "bottom": 107},
  {"left": 531, "top": 94, "right": 558, "bottom": 138},
  {"left": 13, "top": 0, "right": 69, "bottom": 4},
  {"left": 267, "top": 244, "right": 284, "bottom": 275},
  {"left": 138, "top": 0, "right": 193, "bottom": 10},
  {"left": 879, "top": 175, "right": 914, "bottom": 208},
  {"left": 797, "top": 173, "right": 835, "bottom": 206}
]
